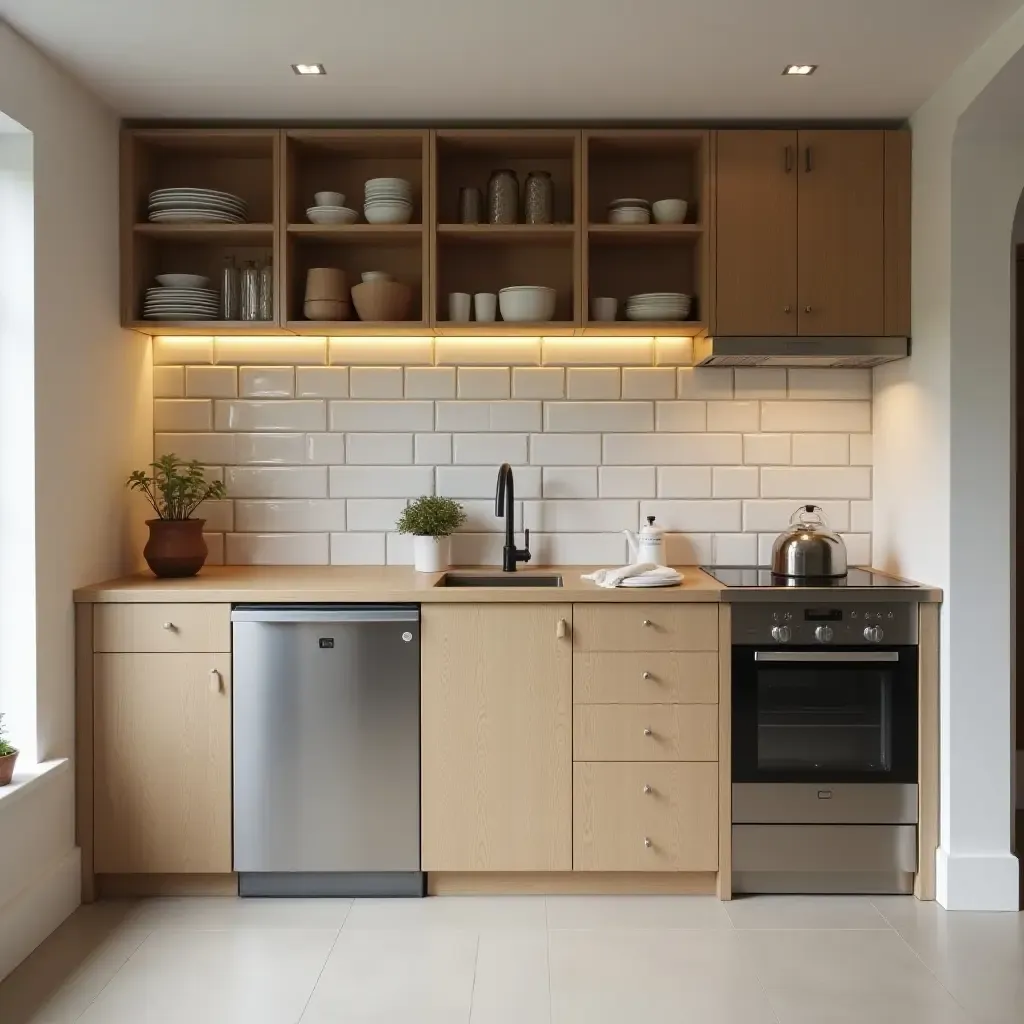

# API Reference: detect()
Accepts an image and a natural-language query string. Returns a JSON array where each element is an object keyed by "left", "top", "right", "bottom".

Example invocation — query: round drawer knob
[
  {"left": 642, "top": 784, "right": 652, "bottom": 795},
  {"left": 784, "top": 304, "right": 792, "bottom": 313},
  {"left": 162, "top": 622, "right": 176, "bottom": 631},
  {"left": 642, "top": 671, "right": 652, "bottom": 680},
  {"left": 643, "top": 727, "right": 653, "bottom": 737},
  {"left": 642, "top": 619, "right": 652, "bottom": 627},
  {"left": 804, "top": 305, "right": 813, "bottom": 313},
  {"left": 644, "top": 837, "right": 652, "bottom": 849}
]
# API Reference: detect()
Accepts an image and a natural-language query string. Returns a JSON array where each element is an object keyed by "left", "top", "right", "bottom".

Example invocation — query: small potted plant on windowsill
[
  {"left": 396, "top": 496, "right": 467, "bottom": 572},
  {"left": 127, "top": 454, "right": 227, "bottom": 578},
  {"left": 0, "top": 713, "right": 18, "bottom": 787}
]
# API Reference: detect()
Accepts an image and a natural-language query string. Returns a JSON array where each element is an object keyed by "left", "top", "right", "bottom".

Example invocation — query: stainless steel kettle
[{"left": 771, "top": 504, "right": 848, "bottom": 578}]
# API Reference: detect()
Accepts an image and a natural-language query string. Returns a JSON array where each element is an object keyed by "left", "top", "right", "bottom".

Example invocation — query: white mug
[
  {"left": 474, "top": 292, "right": 497, "bottom": 322},
  {"left": 314, "top": 191, "right": 344, "bottom": 207},
  {"left": 449, "top": 292, "right": 471, "bottom": 323},
  {"left": 591, "top": 296, "right": 618, "bottom": 322}
]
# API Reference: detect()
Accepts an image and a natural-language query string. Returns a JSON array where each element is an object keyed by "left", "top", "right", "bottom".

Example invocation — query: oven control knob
[
  {"left": 863, "top": 625, "right": 884, "bottom": 643},
  {"left": 814, "top": 625, "right": 834, "bottom": 643},
  {"left": 771, "top": 625, "right": 792, "bottom": 643}
]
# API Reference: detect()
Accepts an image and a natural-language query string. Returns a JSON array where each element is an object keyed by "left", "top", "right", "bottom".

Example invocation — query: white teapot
[{"left": 623, "top": 516, "right": 665, "bottom": 564}]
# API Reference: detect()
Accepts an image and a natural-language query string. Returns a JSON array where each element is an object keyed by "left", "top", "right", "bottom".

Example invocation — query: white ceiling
[{"left": 1, "top": 0, "right": 1021, "bottom": 120}]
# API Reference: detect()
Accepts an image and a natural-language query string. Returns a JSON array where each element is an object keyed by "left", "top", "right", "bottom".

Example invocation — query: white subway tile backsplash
[
  {"left": 641, "top": 500, "right": 742, "bottom": 533},
  {"left": 347, "top": 499, "right": 409, "bottom": 532},
  {"left": 458, "top": 367, "right": 510, "bottom": 399},
  {"left": 524, "top": 500, "right": 637, "bottom": 533},
  {"left": 405, "top": 367, "right": 456, "bottom": 399},
  {"left": 195, "top": 499, "right": 233, "bottom": 532},
  {"left": 849, "top": 433, "right": 873, "bottom": 465},
  {"left": 386, "top": 532, "right": 414, "bottom": 565},
  {"left": 204, "top": 533, "right": 225, "bottom": 565},
  {"left": 153, "top": 365, "right": 184, "bottom": 398},
  {"left": 543, "top": 337, "right": 653, "bottom": 366},
  {"left": 760, "top": 467, "right": 871, "bottom": 499},
  {"left": 154, "top": 399, "right": 212, "bottom": 432},
  {"left": 436, "top": 337, "right": 541, "bottom": 366},
  {"left": 513, "top": 367, "right": 564, "bottom": 399},
  {"left": 235, "top": 433, "right": 306, "bottom": 465},
  {"left": 599, "top": 466, "right": 657, "bottom": 498},
  {"left": 655, "top": 402, "right": 706, "bottom": 432},
  {"left": 850, "top": 500, "right": 873, "bottom": 533},
  {"left": 664, "top": 533, "right": 714, "bottom": 564},
  {"left": 734, "top": 368, "right": 787, "bottom": 399},
  {"left": 437, "top": 466, "right": 541, "bottom": 498},
  {"left": 758, "top": 533, "right": 777, "bottom": 564},
  {"left": 530, "top": 533, "right": 629, "bottom": 565},
  {"left": 344, "top": 433, "right": 414, "bottom": 465},
  {"left": 329, "top": 466, "right": 434, "bottom": 498},
  {"left": 529, "top": 433, "right": 602, "bottom": 465},
  {"left": 707, "top": 401, "right": 760, "bottom": 433},
  {"left": 712, "top": 466, "right": 760, "bottom": 498},
  {"left": 239, "top": 366, "right": 295, "bottom": 398},
  {"left": 331, "top": 532, "right": 386, "bottom": 565},
  {"left": 744, "top": 500, "right": 851, "bottom": 532},
  {"left": 155, "top": 432, "right": 235, "bottom": 464},
  {"left": 350, "top": 366, "right": 404, "bottom": 398},
  {"left": 216, "top": 337, "right": 326, "bottom": 366},
  {"left": 329, "top": 401, "right": 433, "bottom": 432},
  {"left": 235, "top": 500, "right": 347, "bottom": 532},
  {"left": 842, "top": 533, "right": 872, "bottom": 565},
  {"left": 217, "top": 400, "right": 326, "bottom": 432},
  {"left": 415, "top": 433, "right": 452, "bottom": 464},
  {"left": 677, "top": 367, "right": 733, "bottom": 399},
  {"left": 435, "top": 401, "right": 541, "bottom": 432},
  {"left": 622, "top": 368, "right": 676, "bottom": 399},
  {"left": 744, "top": 433, "right": 791, "bottom": 465},
  {"left": 603, "top": 433, "right": 742, "bottom": 465},
  {"left": 542, "top": 467, "right": 598, "bottom": 499},
  {"left": 567, "top": 368, "right": 620, "bottom": 400},
  {"left": 713, "top": 533, "right": 758, "bottom": 566},
  {"left": 792, "top": 433, "right": 850, "bottom": 466},
  {"left": 788, "top": 368, "right": 872, "bottom": 400},
  {"left": 453, "top": 433, "right": 528, "bottom": 465},
  {"left": 153, "top": 336, "right": 213, "bottom": 365},
  {"left": 761, "top": 401, "right": 871, "bottom": 433},
  {"left": 226, "top": 466, "right": 329, "bottom": 498},
  {"left": 657, "top": 467, "right": 712, "bottom": 499},
  {"left": 305, "top": 434, "right": 346, "bottom": 464},
  {"left": 455, "top": 500, "right": 518, "bottom": 533},
  {"left": 545, "top": 402, "right": 653, "bottom": 432},
  {"left": 226, "top": 532, "right": 329, "bottom": 565},
  {"left": 654, "top": 337, "right": 693, "bottom": 366},
  {"left": 329, "top": 337, "right": 432, "bottom": 366},
  {"left": 451, "top": 533, "right": 506, "bottom": 565},
  {"left": 186, "top": 365, "right": 238, "bottom": 398},
  {"left": 295, "top": 366, "right": 349, "bottom": 398}
]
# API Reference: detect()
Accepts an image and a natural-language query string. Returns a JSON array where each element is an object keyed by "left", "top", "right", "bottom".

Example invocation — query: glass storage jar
[{"left": 487, "top": 169, "right": 519, "bottom": 224}]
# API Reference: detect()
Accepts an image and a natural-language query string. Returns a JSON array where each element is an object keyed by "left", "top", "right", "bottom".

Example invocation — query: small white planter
[{"left": 413, "top": 535, "right": 450, "bottom": 573}]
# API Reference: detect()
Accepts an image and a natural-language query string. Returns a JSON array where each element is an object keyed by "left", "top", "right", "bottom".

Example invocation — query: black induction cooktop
[{"left": 700, "top": 566, "right": 919, "bottom": 588}]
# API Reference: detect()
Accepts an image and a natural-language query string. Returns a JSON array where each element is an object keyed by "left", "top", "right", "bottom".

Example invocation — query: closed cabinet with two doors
[{"left": 715, "top": 129, "right": 909, "bottom": 337}]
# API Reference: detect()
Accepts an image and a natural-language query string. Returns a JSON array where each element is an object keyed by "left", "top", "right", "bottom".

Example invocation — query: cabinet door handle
[
  {"left": 644, "top": 837, "right": 653, "bottom": 849},
  {"left": 784, "top": 145, "right": 793, "bottom": 173},
  {"left": 162, "top": 621, "right": 176, "bottom": 632},
  {"left": 804, "top": 305, "right": 813, "bottom": 313},
  {"left": 643, "top": 727, "right": 653, "bottom": 737},
  {"left": 642, "top": 671, "right": 653, "bottom": 680},
  {"left": 642, "top": 784, "right": 653, "bottom": 795},
  {"left": 556, "top": 618, "right": 568, "bottom": 640},
  {"left": 642, "top": 619, "right": 653, "bottom": 628},
  {"left": 783, "top": 305, "right": 792, "bottom": 314},
  {"left": 209, "top": 668, "right": 222, "bottom": 695},
  {"left": 804, "top": 146, "right": 813, "bottom": 172}
]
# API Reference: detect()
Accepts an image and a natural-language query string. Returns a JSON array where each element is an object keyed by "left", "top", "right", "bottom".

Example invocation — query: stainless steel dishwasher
[{"left": 232, "top": 605, "right": 423, "bottom": 897}]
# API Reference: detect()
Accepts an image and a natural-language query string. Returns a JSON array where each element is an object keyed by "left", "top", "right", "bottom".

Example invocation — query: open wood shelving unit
[{"left": 121, "top": 127, "right": 711, "bottom": 337}]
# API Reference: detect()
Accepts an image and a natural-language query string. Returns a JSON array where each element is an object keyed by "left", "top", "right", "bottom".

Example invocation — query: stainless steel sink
[{"left": 438, "top": 573, "right": 563, "bottom": 588}]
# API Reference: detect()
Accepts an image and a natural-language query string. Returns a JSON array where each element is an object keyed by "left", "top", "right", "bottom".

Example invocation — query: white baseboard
[
  {"left": 0, "top": 847, "right": 80, "bottom": 983},
  {"left": 936, "top": 846, "right": 1020, "bottom": 910}
]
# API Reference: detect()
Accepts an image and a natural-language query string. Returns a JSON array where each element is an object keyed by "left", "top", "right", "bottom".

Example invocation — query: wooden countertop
[{"left": 73, "top": 565, "right": 726, "bottom": 604}]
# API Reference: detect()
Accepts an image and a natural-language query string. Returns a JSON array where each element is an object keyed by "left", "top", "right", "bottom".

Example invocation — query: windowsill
[{"left": 0, "top": 758, "right": 69, "bottom": 811}]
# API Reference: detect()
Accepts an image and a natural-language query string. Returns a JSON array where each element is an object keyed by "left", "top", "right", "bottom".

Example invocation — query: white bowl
[
  {"left": 363, "top": 204, "right": 413, "bottom": 224},
  {"left": 608, "top": 208, "right": 651, "bottom": 225},
  {"left": 314, "top": 191, "right": 344, "bottom": 207},
  {"left": 498, "top": 286, "right": 556, "bottom": 322},
  {"left": 652, "top": 199, "right": 688, "bottom": 224},
  {"left": 609, "top": 197, "right": 651, "bottom": 209},
  {"left": 155, "top": 273, "right": 210, "bottom": 289},
  {"left": 365, "top": 177, "right": 412, "bottom": 190},
  {"left": 361, "top": 271, "right": 393, "bottom": 283},
  {"left": 307, "top": 206, "right": 359, "bottom": 225}
]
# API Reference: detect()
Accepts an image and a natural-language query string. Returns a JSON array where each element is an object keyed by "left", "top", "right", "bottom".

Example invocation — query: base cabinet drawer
[
  {"left": 574, "top": 762, "right": 718, "bottom": 871},
  {"left": 572, "top": 604, "right": 718, "bottom": 652},
  {"left": 94, "top": 603, "right": 231, "bottom": 653},
  {"left": 573, "top": 704, "right": 718, "bottom": 761},
  {"left": 573, "top": 652, "right": 719, "bottom": 704}
]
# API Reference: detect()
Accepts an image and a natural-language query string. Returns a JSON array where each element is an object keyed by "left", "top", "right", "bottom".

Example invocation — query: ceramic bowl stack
[
  {"left": 607, "top": 198, "right": 651, "bottom": 225},
  {"left": 625, "top": 292, "right": 692, "bottom": 321},
  {"left": 143, "top": 277, "right": 219, "bottom": 320},
  {"left": 363, "top": 178, "right": 413, "bottom": 224},
  {"left": 304, "top": 268, "right": 350, "bottom": 321},
  {"left": 307, "top": 191, "right": 359, "bottom": 225},
  {"left": 147, "top": 188, "right": 247, "bottom": 224}
]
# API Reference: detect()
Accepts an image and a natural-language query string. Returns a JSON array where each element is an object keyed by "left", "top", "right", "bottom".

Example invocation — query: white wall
[
  {"left": 0, "top": 20, "right": 152, "bottom": 978},
  {"left": 874, "top": 8, "right": 1024, "bottom": 910}
]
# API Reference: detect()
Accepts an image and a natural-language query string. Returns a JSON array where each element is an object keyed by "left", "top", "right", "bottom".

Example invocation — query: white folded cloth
[{"left": 581, "top": 563, "right": 682, "bottom": 588}]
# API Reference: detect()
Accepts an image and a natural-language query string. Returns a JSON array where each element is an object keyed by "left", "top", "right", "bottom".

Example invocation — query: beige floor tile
[
  {"left": 548, "top": 929, "right": 779, "bottom": 1023},
  {"left": 726, "top": 895, "right": 891, "bottom": 930},
  {"left": 299, "top": 928, "right": 478, "bottom": 1023},
  {"left": 470, "top": 931, "right": 551, "bottom": 1024},
  {"left": 125, "top": 896, "right": 352, "bottom": 930},
  {"left": 546, "top": 894, "right": 733, "bottom": 930},
  {"left": 75, "top": 927, "right": 337, "bottom": 1024},
  {"left": 343, "top": 895, "right": 546, "bottom": 930},
  {"left": 740, "top": 928, "right": 974, "bottom": 1023}
]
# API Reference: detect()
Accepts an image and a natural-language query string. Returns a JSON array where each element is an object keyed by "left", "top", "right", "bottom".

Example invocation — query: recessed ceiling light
[
  {"left": 783, "top": 64, "right": 817, "bottom": 76},
  {"left": 292, "top": 63, "right": 326, "bottom": 75}
]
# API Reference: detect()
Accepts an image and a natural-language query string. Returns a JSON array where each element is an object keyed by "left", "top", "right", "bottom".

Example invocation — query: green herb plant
[
  {"left": 396, "top": 495, "right": 467, "bottom": 538},
  {"left": 126, "top": 454, "right": 227, "bottom": 520},
  {"left": 0, "top": 713, "right": 17, "bottom": 757}
]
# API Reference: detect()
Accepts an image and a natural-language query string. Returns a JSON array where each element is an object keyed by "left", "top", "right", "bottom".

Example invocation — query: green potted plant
[
  {"left": 396, "top": 496, "right": 467, "bottom": 572},
  {"left": 127, "top": 454, "right": 226, "bottom": 578},
  {"left": 0, "top": 713, "right": 18, "bottom": 787}
]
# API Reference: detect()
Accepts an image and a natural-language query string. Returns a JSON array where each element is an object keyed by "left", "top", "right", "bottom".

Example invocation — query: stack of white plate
[
  {"left": 625, "top": 292, "right": 692, "bottom": 321},
  {"left": 143, "top": 285, "right": 220, "bottom": 320},
  {"left": 147, "top": 188, "right": 248, "bottom": 224},
  {"left": 364, "top": 177, "right": 413, "bottom": 224},
  {"left": 608, "top": 198, "right": 651, "bottom": 225}
]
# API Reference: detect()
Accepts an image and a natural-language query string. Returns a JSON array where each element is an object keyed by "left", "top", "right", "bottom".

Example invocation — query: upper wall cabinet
[{"left": 713, "top": 129, "right": 910, "bottom": 337}]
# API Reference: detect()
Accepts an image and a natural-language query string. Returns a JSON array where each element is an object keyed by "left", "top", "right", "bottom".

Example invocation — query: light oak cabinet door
[
  {"left": 421, "top": 603, "right": 573, "bottom": 871},
  {"left": 94, "top": 653, "right": 232, "bottom": 874},
  {"left": 797, "top": 130, "right": 885, "bottom": 336},
  {"left": 715, "top": 130, "right": 798, "bottom": 336}
]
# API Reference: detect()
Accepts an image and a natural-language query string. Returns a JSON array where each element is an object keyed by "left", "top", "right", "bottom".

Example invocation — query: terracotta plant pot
[
  {"left": 144, "top": 518, "right": 208, "bottom": 578},
  {"left": 0, "top": 751, "right": 18, "bottom": 787}
]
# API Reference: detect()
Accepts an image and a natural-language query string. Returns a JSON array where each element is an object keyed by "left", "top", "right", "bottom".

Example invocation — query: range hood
[{"left": 693, "top": 335, "right": 909, "bottom": 368}]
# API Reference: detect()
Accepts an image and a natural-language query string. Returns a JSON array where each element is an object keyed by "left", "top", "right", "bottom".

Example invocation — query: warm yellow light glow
[{"left": 783, "top": 64, "right": 817, "bottom": 75}]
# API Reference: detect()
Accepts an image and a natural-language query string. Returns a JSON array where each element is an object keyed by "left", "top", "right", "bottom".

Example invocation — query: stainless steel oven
[{"left": 730, "top": 602, "right": 920, "bottom": 894}]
